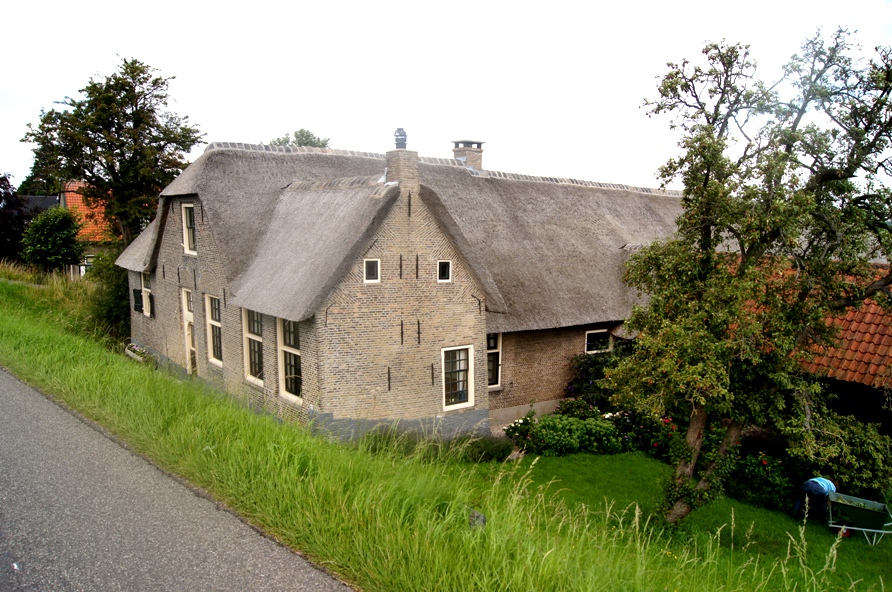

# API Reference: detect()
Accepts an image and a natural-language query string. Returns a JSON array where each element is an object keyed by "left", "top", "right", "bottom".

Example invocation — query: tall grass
[{"left": 0, "top": 278, "right": 883, "bottom": 591}]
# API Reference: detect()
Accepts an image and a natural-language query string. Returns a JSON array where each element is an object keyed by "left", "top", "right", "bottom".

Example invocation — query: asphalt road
[{"left": 0, "top": 368, "right": 351, "bottom": 591}]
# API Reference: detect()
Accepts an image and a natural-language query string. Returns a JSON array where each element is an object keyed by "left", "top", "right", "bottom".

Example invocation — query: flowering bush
[
  {"left": 725, "top": 451, "right": 793, "bottom": 510},
  {"left": 504, "top": 410, "right": 536, "bottom": 447},
  {"left": 505, "top": 411, "right": 621, "bottom": 456}
]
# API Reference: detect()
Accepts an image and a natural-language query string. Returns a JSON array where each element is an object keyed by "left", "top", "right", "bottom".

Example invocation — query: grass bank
[{"left": 0, "top": 277, "right": 884, "bottom": 590}]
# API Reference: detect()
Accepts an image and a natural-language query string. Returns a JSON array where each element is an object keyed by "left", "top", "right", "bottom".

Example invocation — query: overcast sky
[{"left": 3, "top": 0, "right": 892, "bottom": 192}]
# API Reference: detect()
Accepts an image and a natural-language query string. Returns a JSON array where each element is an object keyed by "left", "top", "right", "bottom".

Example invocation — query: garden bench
[{"left": 827, "top": 492, "right": 892, "bottom": 545}]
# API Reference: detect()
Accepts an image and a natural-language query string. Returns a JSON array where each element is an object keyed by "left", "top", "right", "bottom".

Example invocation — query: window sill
[
  {"left": 208, "top": 359, "right": 223, "bottom": 368},
  {"left": 487, "top": 385, "right": 502, "bottom": 393},
  {"left": 279, "top": 391, "right": 302, "bottom": 405},
  {"left": 443, "top": 401, "right": 474, "bottom": 412},
  {"left": 245, "top": 376, "right": 264, "bottom": 388}
]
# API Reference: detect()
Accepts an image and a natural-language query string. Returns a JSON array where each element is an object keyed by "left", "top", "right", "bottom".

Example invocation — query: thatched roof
[{"left": 118, "top": 142, "right": 682, "bottom": 332}]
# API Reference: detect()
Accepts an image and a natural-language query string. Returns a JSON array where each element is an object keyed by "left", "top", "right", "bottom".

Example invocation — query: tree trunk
[
  {"left": 664, "top": 403, "right": 709, "bottom": 523},
  {"left": 674, "top": 403, "right": 709, "bottom": 481},
  {"left": 665, "top": 418, "right": 745, "bottom": 525}
]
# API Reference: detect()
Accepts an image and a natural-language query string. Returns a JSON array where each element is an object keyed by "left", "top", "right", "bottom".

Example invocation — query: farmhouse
[{"left": 116, "top": 134, "right": 682, "bottom": 435}]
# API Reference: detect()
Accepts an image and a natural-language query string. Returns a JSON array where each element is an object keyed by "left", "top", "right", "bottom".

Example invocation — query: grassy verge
[{"left": 0, "top": 278, "right": 884, "bottom": 590}]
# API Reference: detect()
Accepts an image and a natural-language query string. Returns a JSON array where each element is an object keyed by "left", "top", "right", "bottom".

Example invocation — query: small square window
[
  {"left": 585, "top": 330, "right": 613, "bottom": 354},
  {"left": 364, "top": 259, "right": 380, "bottom": 283},
  {"left": 437, "top": 260, "right": 452, "bottom": 283}
]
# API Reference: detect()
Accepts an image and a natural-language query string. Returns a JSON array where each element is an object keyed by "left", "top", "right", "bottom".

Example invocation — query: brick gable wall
[{"left": 315, "top": 186, "right": 488, "bottom": 422}]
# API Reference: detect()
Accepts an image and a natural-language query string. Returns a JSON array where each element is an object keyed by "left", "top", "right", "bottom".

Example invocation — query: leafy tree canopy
[
  {"left": 21, "top": 207, "right": 83, "bottom": 272},
  {"left": 268, "top": 128, "right": 330, "bottom": 148},
  {"left": 22, "top": 58, "right": 204, "bottom": 245},
  {"left": 605, "top": 30, "right": 892, "bottom": 523},
  {"left": 0, "top": 173, "right": 34, "bottom": 262}
]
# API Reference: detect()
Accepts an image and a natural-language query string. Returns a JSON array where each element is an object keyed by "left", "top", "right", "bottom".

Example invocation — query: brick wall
[
  {"left": 314, "top": 173, "right": 489, "bottom": 424},
  {"left": 487, "top": 325, "right": 616, "bottom": 425}
]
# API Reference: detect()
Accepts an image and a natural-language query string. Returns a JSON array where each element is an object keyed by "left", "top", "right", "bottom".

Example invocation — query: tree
[
  {"left": 0, "top": 173, "right": 34, "bottom": 262},
  {"left": 22, "top": 59, "right": 203, "bottom": 245},
  {"left": 21, "top": 207, "right": 83, "bottom": 272},
  {"left": 605, "top": 30, "right": 892, "bottom": 523},
  {"left": 268, "top": 128, "right": 330, "bottom": 148}
]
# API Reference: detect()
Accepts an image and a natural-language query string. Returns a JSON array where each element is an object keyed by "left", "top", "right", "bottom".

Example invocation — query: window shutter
[
  {"left": 148, "top": 294, "right": 155, "bottom": 318},
  {"left": 133, "top": 289, "right": 143, "bottom": 313}
]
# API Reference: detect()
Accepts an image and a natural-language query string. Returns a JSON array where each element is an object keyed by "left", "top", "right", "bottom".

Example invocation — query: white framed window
[
  {"left": 585, "top": 330, "right": 613, "bottom": 354},
  {"left": 78, "top": 254, "right": 95, "bottom": 277},
  {"left": 437, "top": 260, "right": 452, "bottom": 283},
  {"left": 182, "top": 289, "right": 196, "bottom": 374},
  {"left": 243, "top": 309, "right": 264, "bottom": 385},
  {"left": 278, "top": 319, "right": 302, "bottom": 403},
  {"left": 140, "top": 272, "right": 153, "bottom": 317},
  {"left": 486, "top": 333, "right": 501, "bottom": 387},
  {"left": 364, "top": 258, "right": 380, "bottom": 283},
  {"left": 442, "top": 345, "right": 474, "bottom": 409},
  {"left": 182, "top": 203, "right": 197, "bottom": 255},
  {"left": 206, "top": 295, "right": 223, "bottom": 366}
]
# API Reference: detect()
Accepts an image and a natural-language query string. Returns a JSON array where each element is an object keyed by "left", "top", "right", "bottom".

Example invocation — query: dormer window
[
  {"left": 438, "top": 260, "right": 452, "bottom": 283},
  {"left": 182, "top": 204, "right": 196, "bottom": 254},
  {"left": 364, "top": 259, "right": 380, "bottom": 283}
]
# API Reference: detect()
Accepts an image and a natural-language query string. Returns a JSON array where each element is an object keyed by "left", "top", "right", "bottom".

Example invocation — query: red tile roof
[
  {"left": 62, "top": 181, "right": 116, "bottom": 242},
  {"left": 805, "top": 300, "right": 892, "bottom": 388}
]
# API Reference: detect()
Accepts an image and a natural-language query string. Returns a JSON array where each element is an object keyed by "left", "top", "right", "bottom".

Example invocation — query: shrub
[
  {"left": 566, "top": 338, "right": 634, "bottom": 404},
  {"left": 602, "top": 409, "right": 681, "bottom": 459},
  {"left": 504, "top": 410, "right": 536, "bottom": 448},
  {"left": 462, "top": 436, "right": 514, "bottom": 463},
  {"left": 528, "top": 414, "right": 584, "bottom": 456},
  {"left": 554, "top": 397, "right": 601, "bottom": 420},
  {"left": 786, "top": 410, "right": 892, "bottom": 500},
  {"left": 514, "top": 413, "right": 622, "bottom": 457},
  {"left": 20, "top": 207, "right": 83, "bottom": 272},
  {"left": 725, "top": 451, "right": 794, "bottom": 510},
  {"left": 580, "top": 418, "right": 622, "bottom": 454},
  {"left": 86, "top": 246, "right": 130, "bottom": 340}
]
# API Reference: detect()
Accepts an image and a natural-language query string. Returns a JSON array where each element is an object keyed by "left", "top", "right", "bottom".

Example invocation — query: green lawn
[{"left": 527, "top": 453, "right": 892, "bottom": 587}]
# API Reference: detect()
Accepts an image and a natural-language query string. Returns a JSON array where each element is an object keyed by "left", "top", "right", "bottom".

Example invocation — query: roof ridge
[
  {"left": 205, "top": 141, "right": 387, "bottom": 159},
  {"left": 205, "top": 142, "right": 468, "bottom": 168},
  {"left": 465, "top": 168, "right": 682, "bottom": 196},
  {"left": 204, "top": 142, "right": 680, "bottom": 195},
  {"left": 286, "top": 175, "right": 384, "bottom": 192}
]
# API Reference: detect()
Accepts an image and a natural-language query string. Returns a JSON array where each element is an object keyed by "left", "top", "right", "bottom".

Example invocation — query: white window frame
[
  {"left": 205, "top": 295, "right": 223, "bottom": 367},
  {"left": 442, "top": 344, "right": 474, "bottom": 410},
  {"left": 437, "top": 260, "right": 452, "bottom": 283},
  {"left": 182, "top": 289, "right": 196, "bottom": 374},
  {"left": 243, "top": 309, "right": 264, "bottom": 386},
  {"left": 277, "top": 319, "right": 302, "bottom": 404},
  {"left": 486, "top": 333, "right": 501, "bottom": 388},
  {"left": 140, "top": 272, "right": 152, "bottom": 317},
  {"left": 363, "top": 258, "right": 381, "bottom": 283},
  {"left": 182, "top": 203, "right": 197, "bottom": 255},
  {"left": 585, "top": 329, "right": 614, "bottom": 354}
]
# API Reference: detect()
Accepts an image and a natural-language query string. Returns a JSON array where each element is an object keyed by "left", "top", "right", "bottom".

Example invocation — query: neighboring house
[
  {"left": 21, "top": 195, "right": 59, "bottom": 214},
  {"left": 116, "top": 137, "right": 682, "bottom": 436},
  {"left": 61, "top": 180, "right": 117, "bottom": 275},
  {"left": 805, "top": 299, "right": 892, "bottom": 432}
]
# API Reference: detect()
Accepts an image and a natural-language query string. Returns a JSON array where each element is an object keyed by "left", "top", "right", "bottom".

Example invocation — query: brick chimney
[
  {"left": 452, "top": 140, "right": 484, "bottom": 170},
  {"left": 385, "top": 128, "right": 419, "bottom": 190}
]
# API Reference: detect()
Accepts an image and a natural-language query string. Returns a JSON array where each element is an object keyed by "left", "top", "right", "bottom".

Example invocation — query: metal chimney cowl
[{"left": 394, "top": 128, "right": 407, "bottom": 149}]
